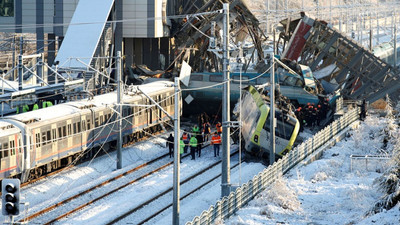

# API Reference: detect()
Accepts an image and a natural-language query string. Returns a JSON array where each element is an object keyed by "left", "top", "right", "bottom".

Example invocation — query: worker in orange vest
[
  {"left": 211, "top": 132, "right": 221, "bottom": 157},
  {"left": 182, "top": 131, "right": 190, "bottom": 153},
  {"left": 216, "top": 122, "right": 222, "bottom": 134}
]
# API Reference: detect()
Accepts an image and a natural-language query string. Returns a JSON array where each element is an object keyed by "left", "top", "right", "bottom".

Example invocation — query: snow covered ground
[
  {"left": 7, "top": 112, "right": 399, "bottom": 225},
  {"left": 225, "top": 113, "right": 400, "bottom": 225},
  {"left": 14, "top": 132, "right": 266, "bottom": 225}
]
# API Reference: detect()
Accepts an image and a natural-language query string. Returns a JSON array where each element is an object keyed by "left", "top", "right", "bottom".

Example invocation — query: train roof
[
  {"left": 2, "top": 80, "right": 174, "bottom": 124},
  {"left": 0, "top": 120, "right": 20, "bottom": 136}
]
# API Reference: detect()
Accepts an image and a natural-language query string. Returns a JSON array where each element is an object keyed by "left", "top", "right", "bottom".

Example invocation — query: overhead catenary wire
[{"left": 0, "top": 10, "right": 223, "bottom": 31}]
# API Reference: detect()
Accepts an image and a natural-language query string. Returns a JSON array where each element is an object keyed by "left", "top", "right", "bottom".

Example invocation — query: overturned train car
[{"left": 235, "top": 86, "right": 300, "bottom": 161}]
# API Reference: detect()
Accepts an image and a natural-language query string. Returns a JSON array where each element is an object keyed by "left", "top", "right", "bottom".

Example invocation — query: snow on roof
[
  {"left": 4, "top": 80, "right": 173, "bottom": 123},
  {"left": 0, "top": 79, "right": 39, "bottom": 92}
]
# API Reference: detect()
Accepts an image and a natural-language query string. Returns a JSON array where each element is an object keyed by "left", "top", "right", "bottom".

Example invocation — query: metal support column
[
  {"left": 221, "top": 3, "right": 231, "bottom": 198},
  {"left": 117, "top": 51, "right": 123, "bottom": 169},
  {"left": 18, "top": 37, "right": 23, "bottom": 113},
  {"left": 270, "top": 30, "right": 276, "bottom": 166},
  {"left": 172, "top": 77, "right": 181, "bottom": 225},
  {"left": 18, "top": 36, "right": 23, "bottom": 91},
  {"left": 394, "top": 25, "right": 397, "bottom": 67}
]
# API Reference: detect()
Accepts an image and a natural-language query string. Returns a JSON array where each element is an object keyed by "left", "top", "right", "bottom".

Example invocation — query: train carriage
[
  {"left": 0, "top": 121, "right": 23, "bottom": 179},
  {"left": 0, "top": 80, "right": 177, "bottom": 184},
  {"left": 237, "top": 85, "right": 300, "bottom": 161}
]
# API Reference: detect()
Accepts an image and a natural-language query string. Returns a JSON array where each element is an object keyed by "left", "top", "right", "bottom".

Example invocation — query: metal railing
[
  {"left": 186, "top": 107, "right": 360, "bottom": 225},
  {"left": 350, "top": 154, "right": 391, "bottom": 172}
]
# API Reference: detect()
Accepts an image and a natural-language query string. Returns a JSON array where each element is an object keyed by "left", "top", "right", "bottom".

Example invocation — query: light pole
[
  {"left": 221, "top": 3, "right": 231, "bottom": 198},
  {"left": 116, "top": 51, "right": 123, "bottom": 169},
  {"left": 270, "top": 29, "right": 276, "bottom": 166},
  {"left": 172, "top": 77, "right": 181, "bottom": 225}
]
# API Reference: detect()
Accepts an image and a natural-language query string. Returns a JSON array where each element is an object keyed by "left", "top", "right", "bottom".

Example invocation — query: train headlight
[{"left": 254, "top": 135, "right": 259, "bottom": 143}]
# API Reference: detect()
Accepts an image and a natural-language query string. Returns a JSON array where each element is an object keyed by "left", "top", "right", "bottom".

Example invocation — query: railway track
[
  {"left": 18, "top": 152, "right": 170, "bottom": 224},
  {"left": 12, "top": 129, "right": 166, "bottom": 191},
  {"left": 19, "top": 144, "right": 213, "bottom": 224},
  {"left": 111, "top": 154, "right": 241, "bottom": 225}
]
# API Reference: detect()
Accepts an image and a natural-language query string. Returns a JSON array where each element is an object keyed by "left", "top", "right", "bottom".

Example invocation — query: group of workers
[
  {"left": 294, "top": 99, "right": 330, "bottom": 131},
  {"left": 16, "top": 100, "right": 53, "bottom": 114},
  {"left": 166, "top": 120, "right": 222, "bottom": 162}
]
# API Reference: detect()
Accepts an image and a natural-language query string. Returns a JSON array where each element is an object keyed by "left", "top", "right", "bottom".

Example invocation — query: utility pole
[
  {"left": 394, "top": 25, "right": 397, "bottom": 68},
  {"left": 266, "top": 0, "right": 269, "bottom": 35},
  {"left": 116, "top": 51, "right": 123, "bottom": 169},
  {"left": 18, "top": 36, "right": 23, "bottom": 91},
  {"left": 270, "top": 29, "right": 276, "bottom": 166},
  {"left": 221, "top": 3, "right": 231, "bottom": 198},
  {"left": 18, "top": 36, "right": 23, "bottom": 113},
  {"left": 172, "top": 77, "right": 181, "bottom": 225}
]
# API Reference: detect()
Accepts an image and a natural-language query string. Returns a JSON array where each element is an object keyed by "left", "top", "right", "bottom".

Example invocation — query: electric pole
[
  {"left": 117, "top": 51, "right": 123, "bottom": 169},
  {"left": 270, "top": 30, "right": 276, "bottom": 166},
  {"left": 172, "top": 77, "right": 181, "bottom": 225},
  {"left": 221, "top": 3, "right": 231, "bottom": 198}
]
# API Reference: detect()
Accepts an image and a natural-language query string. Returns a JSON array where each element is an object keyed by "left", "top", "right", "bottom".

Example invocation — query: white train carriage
[{"left": 0, "top": 81, "right": 176, "bottom": 183}]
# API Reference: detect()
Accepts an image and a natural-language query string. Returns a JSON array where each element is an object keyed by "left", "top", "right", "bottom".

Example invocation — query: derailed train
[
  {"left": 0, "top": 81, "right": 177, "bottom": 184},
  {"left": 234, "top": 86, "right": 300, "bottom": 161}
]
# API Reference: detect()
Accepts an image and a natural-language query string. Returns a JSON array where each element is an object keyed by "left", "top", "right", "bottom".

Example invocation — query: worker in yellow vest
[
  {"left": 179, "top": 139, "right": 184, "bottom": 163},
  {"left": 32, "top": 103, "right": 39, "bottom": 110}
]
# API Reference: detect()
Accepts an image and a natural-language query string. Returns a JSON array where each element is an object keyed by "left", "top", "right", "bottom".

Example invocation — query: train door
[
  {"left": 81, "top": 114, "right": 87, "bottom": 149},
  {"left": 17, "top": 135, "right": 24, "bottom": 174},
  {"left": 51, "top": 124, "right": 57, "bottom": 155},
  {"left": 33, "top": 128, "right": 42, "bottom": 161},
  {"left": 147, "top": 99, "right": 152, "bottom": 125},
  {"left": 0, "top": 139, "right": 5, "bottom": 175},
  {"left": 66, "top": 119, "right": 73, "bottom": 149},
  {"left": 158, "top": 95, "right": 162, "bottom": 123},
  {"left": 9, "top": 135, "right": 18, "bottom": 174},
  {"left": 133, "top": 104, "right": 138, "bottom": 130},
  {"left": 0, "top": 137, "right": 13, "bottom": 176}
]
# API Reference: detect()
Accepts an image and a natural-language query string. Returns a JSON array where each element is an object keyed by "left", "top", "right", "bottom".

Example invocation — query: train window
[
  {"left": 276, "top": 120, "right": 294, "bottom": 140},
  {"left": 0, "top": 143, "right": 2, "bottom": 159},
  {"left": 3, "top": 143, "right": 8, "bottom": 157},
  {"left": 209, "top": 75, "right": 223, "bottom": 82},
  {"left": 42, "top": 132, "right": 46, "bottom": 145},
  {"left": 191, "top": 75, "right": 203, "bottom": 81},
  {"left": 82, "top": 120, "right": 86, "bottom": 131},
  {"left": 67, "top": 124, "right": 72, "bottom": 136},
  {"left": 95, "top": 117, "right": 99, "bottom": 127},
  {"left": 87, "top": 120, "right": 91, "bottom": 130},
  {"left": 19, "top": 139, "right": 22, "bottom": 153},
  {"left": 77, "top": 122, "right": 81, "bottom": 133},
  {"left": 100, "top": 115, "right": 104, "bottom": 125},
  {"left": 52, "top": 129, "right": 57, "bottom": 142},
  {"left": 10, "top": 140, "right": 15, "bottom": 155},
  {"left": 63, "top": 126, "right": 67, "bottom": 137},
  {"left": 47, "top": 131, "right": 51, "bottom": 144},
  {"left": 263, "top": 113, "right": 271, "bottom": 132},
  {"left": 35, "top": 134, "right": 40, "bottom": 148},
  {"left": 36, "top": 133, "right": 41, "bottom": 147},
  {"left": 58, "top": 127, "right": 62, "bottom": 138},
  {"left": 73, "top": 123, "right": 77, "bottom": 134}
]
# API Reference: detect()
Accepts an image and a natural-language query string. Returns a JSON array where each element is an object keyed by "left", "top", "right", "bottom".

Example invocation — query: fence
[
  {"left": 186, "top": 107, "right": 360, "bottom": 225},
  {"left": 350, "top": 154, "right": 391, "bottom": 172}
]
